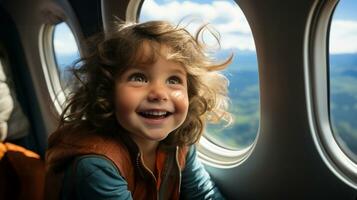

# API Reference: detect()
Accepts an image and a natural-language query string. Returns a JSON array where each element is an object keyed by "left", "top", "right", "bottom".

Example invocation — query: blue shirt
[{"left": 61, "top": 146, "right": 225, "bottom": 200}]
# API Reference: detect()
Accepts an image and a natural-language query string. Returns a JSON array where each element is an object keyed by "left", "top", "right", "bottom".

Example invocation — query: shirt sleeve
[
  {"left": 62, "top": 155, "right": 133, "bottom": 200},
  {"left": 180, "top": 145, "right": 226, "bottom": 200}
]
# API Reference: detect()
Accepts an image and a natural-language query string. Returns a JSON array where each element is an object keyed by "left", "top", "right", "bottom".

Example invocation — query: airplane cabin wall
[
  {"left": 206, "top": 0, "right": 357, "bottom": 199},
  {"left": 1, "top": 0, "right": 357, "bottom": 199}
]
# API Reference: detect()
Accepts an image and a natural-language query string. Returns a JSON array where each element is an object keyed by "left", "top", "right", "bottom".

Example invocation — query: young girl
[{"left": 45, "top": 20, "right": 232, "bottom": 200}]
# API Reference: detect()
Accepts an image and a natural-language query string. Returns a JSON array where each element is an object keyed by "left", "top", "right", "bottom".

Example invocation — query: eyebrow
[
  {"left": 128, "top": 65, "right": 187, "bottom": 75},
  {"left": 170, "top": 68, "right": 187, "bottom": 76}
]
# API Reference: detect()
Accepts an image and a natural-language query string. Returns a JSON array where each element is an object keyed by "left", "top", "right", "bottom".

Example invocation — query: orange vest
[{"left": 45, "top": 126, "right": 189, "bottom": 200}]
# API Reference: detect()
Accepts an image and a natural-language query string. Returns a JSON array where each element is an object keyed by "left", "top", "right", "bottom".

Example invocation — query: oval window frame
[
  {"left": 306, "top": 0, "right": 357, "bottom": 189},
  {"left": 39, "top": 21, "right": 80, "bottom": 114}
]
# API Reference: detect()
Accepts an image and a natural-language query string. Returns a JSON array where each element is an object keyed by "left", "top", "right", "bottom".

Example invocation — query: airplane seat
[{"left": 0, "top": 55, "right": 45, "bottom": 200}]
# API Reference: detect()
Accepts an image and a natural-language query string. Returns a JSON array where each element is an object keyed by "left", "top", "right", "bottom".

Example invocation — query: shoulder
[
  {"left": 180, "top": 146, "right": 226, "bottom": 199},
  {"left": 48, "top": 123, "right": 97, "bottom": 148}
]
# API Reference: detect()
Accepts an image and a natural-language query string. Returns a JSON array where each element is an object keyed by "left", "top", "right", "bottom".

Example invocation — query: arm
[
  {"left": 180, "top": 145, "right": 226, "bottom": 200},
  {"left": 62, "top": 155, "right": 133, "bottom": 200}
]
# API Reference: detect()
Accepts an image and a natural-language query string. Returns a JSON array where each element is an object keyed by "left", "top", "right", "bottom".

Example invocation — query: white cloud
[
  {"left": 140, "top": 0, "right": 256, "bottom": 52},
  {"left": 330, "top": 20, "right": 357, "bottom": 54},
  {"left": 53, "top": 23, "right": 80, "bottom": 55}
]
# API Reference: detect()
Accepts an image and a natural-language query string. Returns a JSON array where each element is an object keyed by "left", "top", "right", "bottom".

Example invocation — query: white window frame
[
  {"left": 39, "top": 22, "right": 79, "bottom": 114},
  {"left": 305, "top": 0, "right": 357, "bottom": 189}
]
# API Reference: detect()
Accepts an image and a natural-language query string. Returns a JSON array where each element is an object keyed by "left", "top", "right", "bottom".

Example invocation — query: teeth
[{"left": 143, "top": 111, "right": 167, "bottom": 116}]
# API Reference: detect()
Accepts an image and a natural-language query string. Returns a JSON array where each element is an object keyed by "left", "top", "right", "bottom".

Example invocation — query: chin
[
  {"left": 149, "top": 135, "right": 169, "bottom": 142},
  {"left": 145, "top": 132, "right": 170, "bottom": 142}
]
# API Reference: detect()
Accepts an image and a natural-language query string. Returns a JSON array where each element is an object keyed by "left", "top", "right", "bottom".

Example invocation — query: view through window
[
  {"left": 53, "top": 22, "right": 80, "bottom": 94},
  {"left": 329, "top": 0, "right": 357, "bottom": 158},
  {"left": 139, "top": 0, "right": 260, "bottom": 150}
]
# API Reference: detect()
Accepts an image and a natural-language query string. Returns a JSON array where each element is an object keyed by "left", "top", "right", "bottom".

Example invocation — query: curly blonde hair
[{"left": 55, "top": 20, "right": 232, "bottom": 147}]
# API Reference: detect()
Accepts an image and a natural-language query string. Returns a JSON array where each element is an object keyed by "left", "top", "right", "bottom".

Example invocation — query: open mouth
[{"left": 138, "top": 110, "right": 172, "bottom": 119}]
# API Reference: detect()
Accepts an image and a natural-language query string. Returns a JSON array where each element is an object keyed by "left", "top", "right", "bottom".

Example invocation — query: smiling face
[{"left": 114, "top": 43, "right": 189, "bottom": 148}]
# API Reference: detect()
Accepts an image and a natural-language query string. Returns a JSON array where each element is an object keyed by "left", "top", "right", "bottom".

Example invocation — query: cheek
[
  {"left": 114, "top": 86, "right": 137, "bottom": 113},
  {"left": 170, "top": 90, "right": 189, "bottom": 114}
]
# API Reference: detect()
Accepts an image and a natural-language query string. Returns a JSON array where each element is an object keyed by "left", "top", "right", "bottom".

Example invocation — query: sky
[
  {"left": 53, "top": 0, "right": 357, "bottom": 56},
  {"left": 53, "top": 23, "right": 79, "bottom": 56},
  {"left": 329, "top": 0, "right": 357, "bottom": 54},
  {"left": 139, "top": 0, "right": 256, "bottom": 53}
]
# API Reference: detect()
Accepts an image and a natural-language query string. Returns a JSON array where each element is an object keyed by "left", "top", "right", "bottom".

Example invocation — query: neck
[{"left": 136, "top": 139, "right": 159, "bottom": 156}]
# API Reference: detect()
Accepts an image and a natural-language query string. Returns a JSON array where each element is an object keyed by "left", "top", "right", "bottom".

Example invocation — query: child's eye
[
  {"left": 167, "top": 76, "right": 182, "bottom": 85},
  {"left": 128, "top": 73, "right": 147, "bottom": 83}
]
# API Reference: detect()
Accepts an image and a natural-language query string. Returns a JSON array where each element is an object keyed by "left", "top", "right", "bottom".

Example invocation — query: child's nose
[{"left": 147, "top": 82, "right": 168, "bottom": 102}]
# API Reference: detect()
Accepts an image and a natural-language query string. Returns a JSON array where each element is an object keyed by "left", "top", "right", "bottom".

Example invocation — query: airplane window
[
  {"left": 329, "top": 0, "right": 357, "bottom": 158},
  {"left": 53, "top": 22, "right": 80, "bottom": 94},
  {"left": 40, "top": 22, "right": 80, "bottom": 113},
  {"left": 138, "top": 0, "right": 260, "bottom": 150}
]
